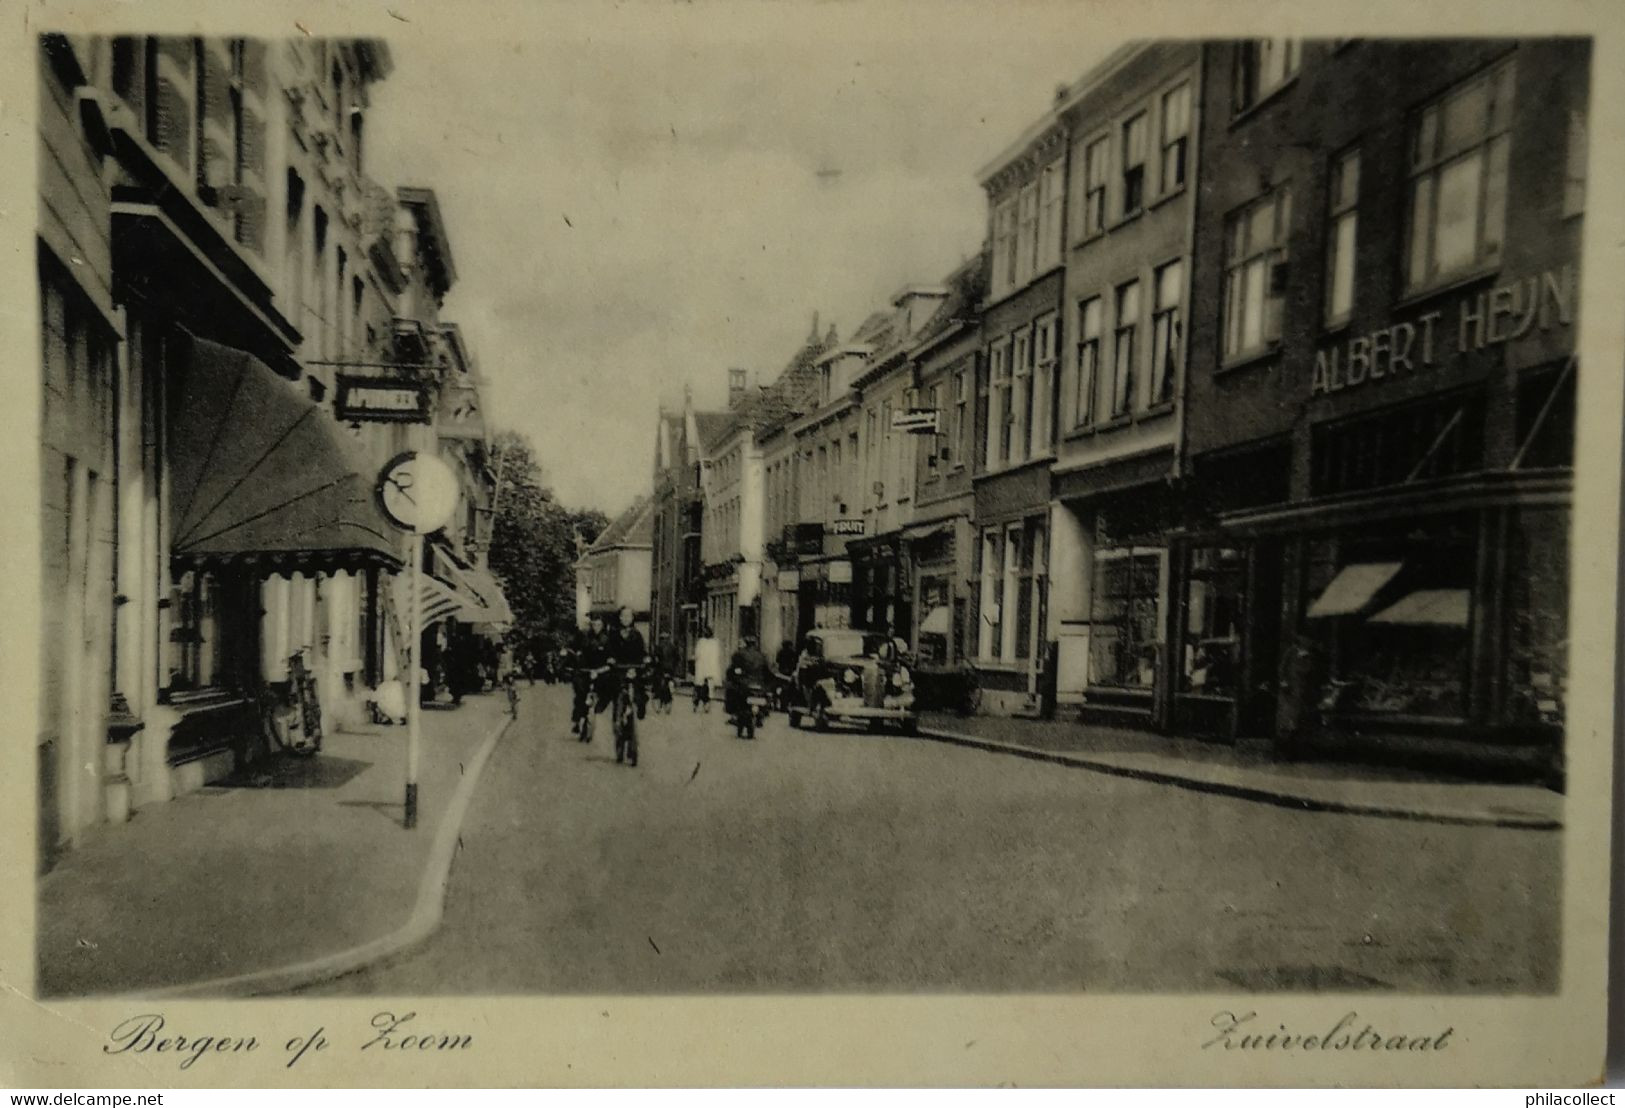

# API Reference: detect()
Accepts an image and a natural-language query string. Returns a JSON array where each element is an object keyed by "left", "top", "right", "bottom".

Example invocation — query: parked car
[{"left": 786, "top": 629, "right": 918, "bottom": 734}]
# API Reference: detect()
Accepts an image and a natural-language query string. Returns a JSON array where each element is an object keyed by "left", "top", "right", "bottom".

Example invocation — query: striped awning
[{"left": 394, "top": 566, "right": 485, "bottom": 628}]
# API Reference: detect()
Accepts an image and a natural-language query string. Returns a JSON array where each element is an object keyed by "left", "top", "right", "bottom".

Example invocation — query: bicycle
[
  {"left": 612, "top": 664, "right": 640, "bottom": 766},
  {"left": 575, "top": 666, "right": 606, "bottom": 743}
]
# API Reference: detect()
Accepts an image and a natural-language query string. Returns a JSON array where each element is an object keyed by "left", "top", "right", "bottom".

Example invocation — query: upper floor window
[
  {"left": 1222, "top": 185, "right": 1292, "bottom": 362},
  {"left": 1016, "top": 182, "right": 1040, "bottom": 286},
  {"left": 1325, "top": 146, "right": 1360, "bottom": 324},
  {"left": 952, "top": 368, "right": 968, "bottom": 465},
  {"left": 1150, "top": 259, "right": 1183, "bottom": 407},
  {"left": 1012, "top": 326, "right": 1033, "bottom": 460},
  {"left": 1111, "top": 280, "right": 1141, "bottom": 417},
  {"left": 1038, "top": 160, "right": 1064, "bottom": 271},
  {"left": 993, "top": 198, "right": 1018, "bottom": 297},
  {"left": 1234, "top": 39, "right": 1301, "bottom": 114},
  {"left": 1121, "top": 112, "right": 1148, "bottom": 216},
  {"left": 1081, "top": 135, "right": 1109, "bottom": 238},
  {"left": 1404, "top": 57, "right": 1514, "bottom": 291},
  {"left": 1033, "top": 313, "right": 1058, "bottom": 453},
  {"left": 1075, "top": 296, "right": 1103, "bottom": 427},
  {"left": 1160, "top": 82, "right": 1191, "bottom": 192}
]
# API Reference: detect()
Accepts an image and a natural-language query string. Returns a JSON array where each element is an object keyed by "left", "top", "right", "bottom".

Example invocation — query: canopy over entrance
[{"left": 168, "top": 333, "right": 403, "bottom": 573}]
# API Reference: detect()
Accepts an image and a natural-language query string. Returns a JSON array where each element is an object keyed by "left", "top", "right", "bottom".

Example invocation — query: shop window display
[
  {"left": 1090, "top": 546, "right": 1164, "bottom": 688},
  {"left": 1303, "top": 518, "right": 1475, "bottom": 718},
  {"left": 917, "top": 574, "right": 951, "bottom": 666},
  {"left": 1182, "top": 546, "right": 1245, "bottom": 697},
  {"left": 1504, "top": 509, "right": 1568, "bottom": 728}
]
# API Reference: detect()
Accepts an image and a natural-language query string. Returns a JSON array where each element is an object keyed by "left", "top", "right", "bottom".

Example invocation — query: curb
[
  {"left": 915, "top": 726, "right": 1563, "bottom": 832},
  {"left": 140, "top": 710, "right": 516, "bottom": 999}
]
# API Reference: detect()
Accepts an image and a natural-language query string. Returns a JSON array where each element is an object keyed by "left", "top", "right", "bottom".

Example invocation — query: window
[
  {"left": 1038, "top": 159, "right": 1064, "bottom": 271},
  {"left": 1075, "top": 297, "right": 1103, "bottom": 427},
  {"left": 993, "top": 199, "right": 1018, "bottom": 297},
  {"left": 1001, "top": 524, "right": 1023, "bottom": 660},
  {"left": 1121, "top": 112, "right": 1148, "bottom": 215},
  {"left": 1325, "top": 147, "right": 1360, "bottom": 324},
  {"left": 1012, "top": 327, "right": 1032, "bottom": 461},
  {"left": 1222, "top": 186, "right": 1292, "bottom": 361},
  {"left": 1563, "top": 107, "right": 1587, "bottom": 218},
  {"left": 193, "top": 38, "right": 208, "bottom": 191},
  {"left": 1111, "top": 280, "right": 1140, "bottom": 417},
  {"left": 1033, "top": 314, "right": 1057, "bottom": 453},
  {"left": 1405, "top": 57, "right": 1514, "bottom": 290},
  {"left": 1016, "top": 182, "right": 1039, "bottom": 285},
  {"left": 1089, "top": 547, "right": 1165, "bottom": 689},
  {"left": 173, "top": 569, "right": 226, "bottom": 691},
  {"left": 1081, "top": 135, "right": 1109, "bottom": 237},
  {"left": 987, "top": 341, "right": 1010, "bottom": 469},
  {"left": 228, "top": 40, "right": 246, "bottom": 241},
  {"left": 1160, "top": 82, "right": 1191, "bottom": 191},
  {"left": 952, "top": 368, "right": 968, "bottom": 465},
  {"left": 1149, "top": 260, "right": 1183, "bottom": 407},
  {"left": 979, "top": 529, "right": 1004, "bottom": 660},
  {"left": 1234, "top": 39, "right": 1302, "bottom": 114}
]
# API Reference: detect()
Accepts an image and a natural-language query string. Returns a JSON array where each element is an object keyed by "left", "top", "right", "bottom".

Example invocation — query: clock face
[{"left": 378, "top": 451, "right": 461, "bottom": 534}]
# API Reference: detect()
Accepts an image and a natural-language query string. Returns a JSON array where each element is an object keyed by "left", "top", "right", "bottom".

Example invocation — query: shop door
[{"left": 1242, "top": 541, "right": 1284, "bottom": 737}]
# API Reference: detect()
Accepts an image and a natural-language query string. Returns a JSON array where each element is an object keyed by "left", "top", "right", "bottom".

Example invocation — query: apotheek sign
[
  {"left": 1310, "top": 265, "right": 1576, "bottom": 398},
  {"left": 336, "top": 374, "right": 434, "bottom": 423}
]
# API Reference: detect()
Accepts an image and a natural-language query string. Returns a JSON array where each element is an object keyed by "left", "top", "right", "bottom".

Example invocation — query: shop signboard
[
  {"left": 831, "top": 518, "right": 865, "bottom": 536},
  {"left": 1310, "top": 265, "right": 1576, "bottom": 398},
  {"left": 892, "top": 407, "right": 940, "bottom": 434},
  {"left": 777, "top": 569, "right": 800, "bottom": 591},
  {"left": 336, "top": 374, "right": 434, "bottom": 423},
  {"left": 828, "top": 560, "right": 853, "bottom": 584}
]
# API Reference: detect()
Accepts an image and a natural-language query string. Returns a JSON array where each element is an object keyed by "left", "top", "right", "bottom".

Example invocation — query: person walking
[{"left": 692, "top": 624, "right": 722, "bottom": 713}]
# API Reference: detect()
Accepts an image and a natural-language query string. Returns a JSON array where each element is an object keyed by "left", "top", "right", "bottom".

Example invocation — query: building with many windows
[
  {"left": 971, "top": 95, "right": 1071, "bottom": 715},
  {"left": 35, "top": 34, "right": 506, "bottom": 870},
  {"left": 1045, "top": 42, "right": 1201, "bottom": 730},
  {"left": 904, "top": 254, "right": 986, "bottom": 693},
  {"left": 1178, "top": 38, "right": 1586, "bottom": 778}
]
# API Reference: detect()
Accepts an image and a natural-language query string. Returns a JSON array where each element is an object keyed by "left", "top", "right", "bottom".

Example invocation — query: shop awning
[
  {"left": 454, "top": 564, "right": 516, "bottom": 627},
  {"left": 1369, "top": 589, "right": 1470, "bottom": 627},
  {"left": 920, "top": 605, "right": 951, "bottom": 636},
  {"left": 1305, "top": 562, "right": 1403, "bottom": 618},
  {"left": 168, "top": 333, "right": 403, "bottom": 572},
  {"left": 416, "top": 573, "right": 487, "bottom": 626}
]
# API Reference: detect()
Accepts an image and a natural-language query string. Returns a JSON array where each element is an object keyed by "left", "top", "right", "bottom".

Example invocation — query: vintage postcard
[{"left": 0, "top": 0, "right": 1619, "bottom": 1089}]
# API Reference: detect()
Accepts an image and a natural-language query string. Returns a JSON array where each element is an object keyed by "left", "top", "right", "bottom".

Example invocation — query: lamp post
[{"left": 378, "top": 449, "right": 461, "bottom": 829}]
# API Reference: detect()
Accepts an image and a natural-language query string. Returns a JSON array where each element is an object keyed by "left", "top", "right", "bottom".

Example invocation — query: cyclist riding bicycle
[{"left": 572, "top": 614, "right": 610, "bottom": 741}]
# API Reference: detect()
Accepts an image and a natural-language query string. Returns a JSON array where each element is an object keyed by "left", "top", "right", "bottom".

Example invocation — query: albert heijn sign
[{"left": 1310, "top": 264, "right": 1576, "bottom": 398}]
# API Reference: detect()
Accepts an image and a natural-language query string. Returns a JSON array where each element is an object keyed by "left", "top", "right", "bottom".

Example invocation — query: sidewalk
[
  {"left": 916, "top": 712, "right": 1563, "bottom": 830},
  {"left": 37, "top": 694, "right": 511, "bottom": 998}
]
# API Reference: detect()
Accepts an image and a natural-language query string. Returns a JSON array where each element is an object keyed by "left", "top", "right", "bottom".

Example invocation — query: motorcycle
[{"left": 729, "top": 665, "right": 769, "bottom": 739}]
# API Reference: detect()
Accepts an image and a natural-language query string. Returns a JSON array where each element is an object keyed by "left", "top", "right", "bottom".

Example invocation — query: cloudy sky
[{"left": 364, "top": 5, "right": 1110, "bottom": 517}]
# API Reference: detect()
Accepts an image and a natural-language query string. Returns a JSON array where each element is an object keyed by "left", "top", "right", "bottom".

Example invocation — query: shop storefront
[{"left": 851, "top": 534, "right": 909, "bottom": 640}]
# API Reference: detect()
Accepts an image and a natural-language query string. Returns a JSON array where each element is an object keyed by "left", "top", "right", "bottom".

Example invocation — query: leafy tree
[{"left": 486, "top": 431, "right": 610, "bottom": 660}]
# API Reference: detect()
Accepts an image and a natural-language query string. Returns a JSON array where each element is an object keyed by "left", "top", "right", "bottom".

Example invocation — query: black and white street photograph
[{"left": 16, "top": 1, "right": 1624, "bottom": 1088}]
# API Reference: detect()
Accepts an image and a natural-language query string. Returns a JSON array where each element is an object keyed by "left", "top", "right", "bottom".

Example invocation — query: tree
[{"left": 486, "top": 431, "right": 610, "bottom": 660}]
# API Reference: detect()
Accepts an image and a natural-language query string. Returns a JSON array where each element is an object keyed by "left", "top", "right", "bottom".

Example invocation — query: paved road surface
[{"left": 303, "top": 684, "right": 1558, "bottom": 995}]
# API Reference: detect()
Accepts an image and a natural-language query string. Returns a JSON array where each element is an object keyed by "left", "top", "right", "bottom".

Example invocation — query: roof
[
  {"left": 694, "top": 411, "right": 738, "bottom": 452},
  {"left": 975, "top": 42, "right": 1150, "bottom": 186},
  {"left": 913, "top": 250, "right": 989, "bottom": 350},
  {"left": 587, "top": 496, "right": 653, "bottom": 553}
]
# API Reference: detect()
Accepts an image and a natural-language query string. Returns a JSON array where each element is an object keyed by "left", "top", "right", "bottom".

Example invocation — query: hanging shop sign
[
  {"left": 1311, "top": 265, "right": 1576, "bottom": 398},
  {"left": 892, "top": 407, "right": 940, "bottom": 434},
  {"left": 777, "top": 569, "right": 800, "bottom": 591},
  {"left": 831, "top": 518, "right": 866, "bottom": 536},
  {"left": 827, "top": 560, "right": 853, "bottom": 584},
  {"left": 336, "top": 374, "right": 435, "bottom": 423}
]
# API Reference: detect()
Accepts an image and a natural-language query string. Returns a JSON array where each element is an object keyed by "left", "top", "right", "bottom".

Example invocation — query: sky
[{"left": 364, "top": 5, "right": 1112, "bottom": 518}]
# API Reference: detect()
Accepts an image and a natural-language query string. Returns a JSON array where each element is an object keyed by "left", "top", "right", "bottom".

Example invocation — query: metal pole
[{"left": 405, "top": 529, "right": 423, "bottom": 829}]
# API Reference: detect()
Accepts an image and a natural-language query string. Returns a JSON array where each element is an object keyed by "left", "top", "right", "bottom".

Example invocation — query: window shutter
[{"left": 151, "top": 38, "right": 193, "bottom": 172}]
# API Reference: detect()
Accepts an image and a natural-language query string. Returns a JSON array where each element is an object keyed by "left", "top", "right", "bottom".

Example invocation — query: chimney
[{"left": 728, "top": 368, "right": 748, "bottom": 409}]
